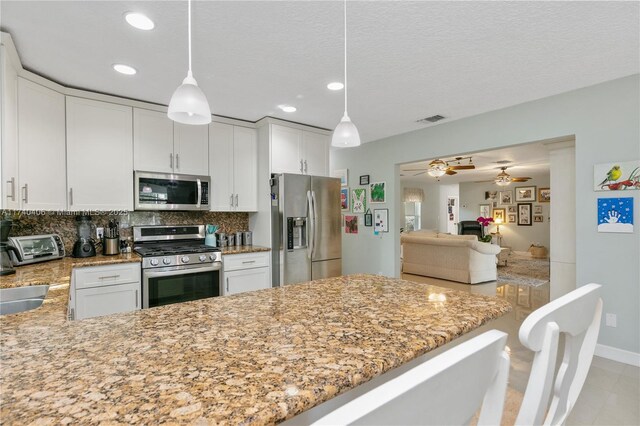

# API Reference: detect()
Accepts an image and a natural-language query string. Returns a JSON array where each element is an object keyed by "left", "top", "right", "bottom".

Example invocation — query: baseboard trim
[{"left": 595, "top": 344, "right": 640, "bottom": 367}]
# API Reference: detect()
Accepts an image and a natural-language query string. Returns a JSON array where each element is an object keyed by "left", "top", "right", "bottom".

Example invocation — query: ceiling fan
[
  {"left": 403, "top": 156, "right": 475, "bottom": 178},
  {"left": 474, "top": 166, "right": 532, "bottom": 185}
]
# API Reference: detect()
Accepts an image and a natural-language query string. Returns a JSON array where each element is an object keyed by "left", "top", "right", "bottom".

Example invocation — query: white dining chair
[
  {"left": 516, "top": 283, "right": 603, "bottom": 426},
  {"left": 312, "top": 330, "right": 510, "bottom": 426}
]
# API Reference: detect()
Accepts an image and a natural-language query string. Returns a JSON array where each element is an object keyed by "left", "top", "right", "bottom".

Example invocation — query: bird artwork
[{"left": 594, "top": 161, "right": 640, "bottom": 191}]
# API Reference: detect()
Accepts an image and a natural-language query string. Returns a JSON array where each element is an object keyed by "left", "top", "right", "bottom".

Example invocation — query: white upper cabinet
[
  {"left": 17, "top": 78, "right": 67, "bottom": 210},
  {"left": 133, "top": 109, "right": 208, "bottom": 176},
  {"left": 209, "top": 122, "right": 257, "bottom": 212},
  {"left": 174, "top": 123, "right": 209, "bottom": 176},
  {"left": 133, "top": 108, "right": 174, "bottom": 174},
  {"left": 302, "top": 131, "right": 329, "bottom": 176},
  {"left": 270, "top": 124, "right": 329, "bottom": 176},
  {"left": 66, "top": 97, "right": 133, "bottom": 210},
  {"left": 1, "top": 44, "right": 20, "bottom": 209}
]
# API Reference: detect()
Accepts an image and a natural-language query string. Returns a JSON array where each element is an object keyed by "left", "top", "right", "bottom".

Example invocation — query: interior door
[{"left": 311, "top": 176, "right": 342, "bottom": 262}]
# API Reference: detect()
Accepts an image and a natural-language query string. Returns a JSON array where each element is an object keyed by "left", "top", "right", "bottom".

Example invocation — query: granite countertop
[
  {"left": 221, "top": 245, "right": 271, "bottom": 255},
  {"left": 0, "top": 274, "right": 511, "bottom": 424}
]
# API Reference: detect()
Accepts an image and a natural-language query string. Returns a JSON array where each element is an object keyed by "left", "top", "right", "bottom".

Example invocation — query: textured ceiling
[{"left": 1, "top": 1, "right": 638, "bottom": 143}]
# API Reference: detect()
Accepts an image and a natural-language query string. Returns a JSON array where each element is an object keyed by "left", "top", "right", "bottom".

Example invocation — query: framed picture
[
  {"left": 364, "top": 209, "right": 373, "bottom": 227},
  {"left": 479, "top": 204, "right": 491, "bottom": 218},
  {"left": 515, "top": 186, "right": 536, "bottom": 202},
  {"left": 359, "top": 175, "right": 370, "bottom": 185},
  {"left": 492, "top": 201, "right": 498, "bottom": 208},
  {"left": 340, "top": 188, "right": 349, "bottom": 210},
  {"left": 344, "top": 215, "right": 358, "bottom": 234},
  {"left": 351, "top": 188, "right": 367, "bottom": 213},
  {"left": 598, "top": 197, "right": 633, "bottom": 233},
  {"left": 492, "top": 208, "right": 506, "bottom": 222},
  {"left": 533, "top": 215, "right": 544, "bottom": 223},
  {"left": 594, "top": 161, "right": 640, "bottom": 191},
  {"left": 374, "top": 209, "right": 389, "bottom": 232},
  {"left": 538, "top": 187, "right": 551, "bottom": 202},
  {"left": 517, "top": 203, "right": 532, "bottom": 226},
  {"left": 332, "top": 169, "right": 348, "bottom": 187},
  {"left": 507, "top": 213, "right": 517, "bottom": 223},
  {"left": 507, "top": 205, "right": 517, "bottom": 214},
  {"left": 370, "top": 182, "right": 386, "bottom": 203},
  {"left": 533, "top": 205, "right": 543, "bottom": 214},
  {"left": 499, "top": 190, "right": 513, "bottom": 205},
  {"left": 485, "top": 191, "right": 497, "bottom": 200}
]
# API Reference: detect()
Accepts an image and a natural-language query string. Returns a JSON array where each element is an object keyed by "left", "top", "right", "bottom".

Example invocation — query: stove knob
[
  {"left": 150, "top": 259, "right": 159, "bottom": 266},
  {"left": 199, "top": 255, "right": 207, "bottom": 262},
  {"left": 163, "top": 258, "right": 171, "bottom": 265},
  {"left": 181, "top": 256, "right": 190, "bottom": 264},
  {"left": 209, "top": 254, "right": 216, "bottom": 261}
]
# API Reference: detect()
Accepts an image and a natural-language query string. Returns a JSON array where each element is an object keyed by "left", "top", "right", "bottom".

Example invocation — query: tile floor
[{"left": 401, "top": 273, "right": 640, "bottom": 426}]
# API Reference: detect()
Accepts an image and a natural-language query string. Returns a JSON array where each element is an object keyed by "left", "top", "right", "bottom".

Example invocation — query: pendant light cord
[
  {"left": 344, "top": 0, "right": 348, "bottom": 113},
  {"left": 188, "top": 0, "right": 192, "bottom": 73}
]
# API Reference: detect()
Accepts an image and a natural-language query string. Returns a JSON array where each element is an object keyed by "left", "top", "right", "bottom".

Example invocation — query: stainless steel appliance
[
  {"left": 72, "top": 215, "right": 96, "bottom": 258},
  {"left": 8, "top": 234, "right": 65, "bottom": 266},
  {"left": 133, "top": 225, "right": 221, "bottom": 308},
  {"left": 270, "top": 174, "right": 342, "bottom": 286},
  {"left": 134, "top": 171, "right": 210, "bottom": 211}
]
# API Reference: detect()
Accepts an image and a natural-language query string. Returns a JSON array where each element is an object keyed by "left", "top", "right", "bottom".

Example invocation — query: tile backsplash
[{"left": 1, "top": 210, "right": 249, "bottom": 255}]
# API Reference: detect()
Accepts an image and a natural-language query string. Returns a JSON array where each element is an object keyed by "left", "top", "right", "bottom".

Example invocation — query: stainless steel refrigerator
[{"left": 270, "top": 173, "right": 342, "bottom": 286}]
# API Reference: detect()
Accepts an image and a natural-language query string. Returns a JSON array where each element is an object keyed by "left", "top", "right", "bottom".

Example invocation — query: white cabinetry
[
  {"left": 70, "top": 263, "right": 141, "bottom": 320},
  {"left": 1, "top": 43, "right": 20, "bottom": 209},
  {"left": 209, "top": 122, "right": 257, "bottom": 211},
  {"left": 133, "top": 109, "right": 209, "bottom": 176},
  {"left": 222, "top": 252, "right": 270, "bottom": 295},
  {"left": 17, "top": 78, "right": 67, "bottom": 210},
  {"left": 66, "top": 97, "right": 133, "bottom": 210},
  {"left": 270, "top": 124, "right": 329, "bottom": 176}
]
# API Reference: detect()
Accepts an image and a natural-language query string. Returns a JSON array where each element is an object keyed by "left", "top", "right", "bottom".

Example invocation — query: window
[{"left": 404, "top": 202, "right": 421, "bottom": 231}]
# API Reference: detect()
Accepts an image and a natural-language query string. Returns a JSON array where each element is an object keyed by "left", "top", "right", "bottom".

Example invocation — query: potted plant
[{"left": 476, "top": 216, "right": 494, "bottom": 243}]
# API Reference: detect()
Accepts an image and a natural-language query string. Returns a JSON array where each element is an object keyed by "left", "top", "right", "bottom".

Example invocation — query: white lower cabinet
[
  {"left": 222, "top": 252, "right": 271, "bottom": 296},
  {"left": 70, "top": 263, "right": 141, "bottom": 320}
]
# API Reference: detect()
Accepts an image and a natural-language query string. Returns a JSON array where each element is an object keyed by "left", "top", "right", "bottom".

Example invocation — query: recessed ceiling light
[
  {"left": 113, "top": 64, "right": 137, "bottom": 75},
  {"left": 278, "top": 105, "right": 297, "bottom": 113},
  {"left": 327, "top": 82, "right": 344, "bottom": 91},
  {"left": 125, "top": 12, "right": 155, "bottom": 30}
]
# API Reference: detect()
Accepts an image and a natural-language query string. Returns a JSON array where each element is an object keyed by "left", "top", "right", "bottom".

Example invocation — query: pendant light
[
  {"left": 331, "top": 0, "right": 361, "bottom": 147},
  {"left": 168, "top": 0, "right": 212, "bottom": 125}
]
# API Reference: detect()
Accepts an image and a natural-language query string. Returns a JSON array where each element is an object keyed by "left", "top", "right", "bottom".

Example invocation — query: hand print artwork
[
  {"left": 598, "top": 197, "right": 633, "bottom": 233},
  {"left": 351, "top": 188, "right": 367, "bottom": 213}
]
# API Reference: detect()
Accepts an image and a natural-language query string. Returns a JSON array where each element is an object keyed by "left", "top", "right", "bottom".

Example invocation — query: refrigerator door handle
[
  {"left": 311, "top": 190, "right": 318, "bottom": 258},
  {"left": 306, "top": 190, "right": 314, "bottom": 260}
]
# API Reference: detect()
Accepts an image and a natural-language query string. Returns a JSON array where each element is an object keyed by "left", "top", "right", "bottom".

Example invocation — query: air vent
[{"left": 417, "top": 114, "right": 446, "bottom": 124}]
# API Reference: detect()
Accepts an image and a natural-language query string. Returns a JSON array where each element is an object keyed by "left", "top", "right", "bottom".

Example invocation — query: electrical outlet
[
  {"left": 605, "top": 313, "right": 617, "bottom": 328},
  {"left": 96, "top": 227, "right": 104, "bottom": 240}
]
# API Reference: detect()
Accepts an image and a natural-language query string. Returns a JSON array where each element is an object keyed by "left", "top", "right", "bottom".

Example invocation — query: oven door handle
[
  {"left": 196, "top": 179, "right": 202, "bottom": 208},
  {"left": 144, "top": 264, "right": 221, "bottom": 279}
]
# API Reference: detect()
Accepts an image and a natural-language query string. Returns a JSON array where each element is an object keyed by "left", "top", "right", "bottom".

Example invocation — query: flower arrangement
[{"left": 476, "top": 216, "right": 494, "bottom": 243}]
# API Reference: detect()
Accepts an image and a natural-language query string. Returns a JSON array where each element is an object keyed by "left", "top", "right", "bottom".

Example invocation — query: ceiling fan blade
[
  {"left": 445, "top": 169, "right": 457, "bottom": 175},
  {"left": 403, "top": 168, "right": 429, "bottom": 172},
  {"left": 447, "top": 165, "right": 476, "bottom": 170},
  {"left": 413, "top": 171, "right": 426, "bottom": 177},
  {"left": 474, "top": 180, "right": 494, "bottom": 183},
  {"left": 511, "top": 177, "right": 531, "bottom": 182}
]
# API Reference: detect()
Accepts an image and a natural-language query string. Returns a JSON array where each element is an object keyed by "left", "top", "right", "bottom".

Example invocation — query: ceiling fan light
[
  {"left": 168, "top": 72, "right": 212, "bottom": 125},
  {"left": 427, "top": 159, "right": 447, "bottom": 177},
  {"left": 428, "top": 168, "right": 446, "bottom": 178},
  {"left": 332, "top": 114, "right": 361, "bottom": 147}
]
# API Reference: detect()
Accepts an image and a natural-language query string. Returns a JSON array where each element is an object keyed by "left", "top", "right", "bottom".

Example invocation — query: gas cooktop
[{"left": 134, "top": 243, "right": 219, "bottom": 257}]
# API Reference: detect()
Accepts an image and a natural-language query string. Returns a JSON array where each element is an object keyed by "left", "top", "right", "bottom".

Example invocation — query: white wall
[
  {"left": 459, "top": 173, "right": 550, "bottom": 251},
  {"left": 331, "top": 75, "right": 640, "bottom": 354}
]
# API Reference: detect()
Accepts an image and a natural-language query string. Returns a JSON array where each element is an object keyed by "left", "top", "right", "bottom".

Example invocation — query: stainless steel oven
[
  {"left": 134, "top": 171, "right": 210, "bottom": 211},
  {"left": 142, "top": 262, "right": 221, "bottom": 309}
]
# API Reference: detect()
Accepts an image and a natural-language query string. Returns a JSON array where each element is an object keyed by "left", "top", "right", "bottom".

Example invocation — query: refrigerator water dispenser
[{"left": 287, "top": 217, "right": 307, "bottom": 250}]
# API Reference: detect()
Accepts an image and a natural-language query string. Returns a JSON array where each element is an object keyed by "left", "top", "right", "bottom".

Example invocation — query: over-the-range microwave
[{"left": 134, "top": 171, "right": 210, "bottom": 211}]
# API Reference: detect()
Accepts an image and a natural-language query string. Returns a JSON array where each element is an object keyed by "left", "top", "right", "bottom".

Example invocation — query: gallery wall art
[
  {"left": 340, "top": 188, "right": 349, "bottom": 210},
  {"left": 344, "top": 215, "right": 358, "bottom": 234},
  {"left": 538, "top": 187, "right": 551, "bottom": 202},
  {"left": 479, "top": 204, "right": 491, "bottom": 218},
  {"left": 518, "top": 203, "right": 532, "bottom": 226},
  {"left": 351, "top": 188, "right": 367, "bottom": 213},
  {"left": 332, "top": 169, "right": 349, "bottom": 187},
  {"left": 594, "top": 161, "right": 639, "bottom": 191},
  {"left": 370, "top": 182, "right": 386, "bottom": 203},
  {"left": 597, "top": 197, "right": 633, "bottom": 233},
  {"left": 374, "top": 209, "right": 389, "bottom": 233},
  {"left": 499, "top": 190, "right": 513, "bottom": 205},
  {"left": 515, "top": 186, "right": 536, "bottom": 202}
]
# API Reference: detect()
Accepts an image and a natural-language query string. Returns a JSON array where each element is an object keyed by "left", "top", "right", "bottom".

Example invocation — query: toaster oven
[{"left": 8, "top": 234, "right": 66, "bottom": 266}]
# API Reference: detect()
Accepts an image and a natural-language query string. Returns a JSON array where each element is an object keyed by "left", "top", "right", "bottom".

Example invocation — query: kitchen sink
[{"left": 0, "top": 285, "right": 49, "bottom": 315}]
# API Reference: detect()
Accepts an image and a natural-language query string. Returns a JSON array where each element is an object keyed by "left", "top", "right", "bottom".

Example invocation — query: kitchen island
[{"left": 1, "top": 274, "right": 511, "bottom": 424}]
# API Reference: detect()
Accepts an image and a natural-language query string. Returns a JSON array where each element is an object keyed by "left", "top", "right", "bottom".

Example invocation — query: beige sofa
[{"left": 401, "top": 231, "right": 501, "bottom": 284}]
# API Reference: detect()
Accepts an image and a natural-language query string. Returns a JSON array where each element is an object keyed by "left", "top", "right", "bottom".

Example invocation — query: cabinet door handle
[
  {"left": 21, "top": 184, "right": 28, "bottom": 204},
  {"left": 176, "top": 154, "right": 180, "bottom": 170},
  {"left": 304, "top": 160, "right": 308, "bottom": 174},
  {"left": 135, "top": 290, "right": 138, "bottom": 308},
  {"left": 6, "top": 177, "right": 15, "bottom": 201},
  {"left": 170, "top": 153, "right": 174, "bottom": 169},
  {"left": 69, "top": 188, "right": 74, "bottom": 206},
  {"left": 235, "top": 194, "right": 238, "bottom": 208},
  {"left": 226, "top": 277, "right": 229, "bottom": 293},
  {"left": 242, "top": 260, "right": 256, "bottom": 264},
  {"left": 98, "top": 274, "right": 120, "bottom": 280},
  {"left": 230, "top": 194, "right": 234, "bottom": 208},
  {"left": 300, "top": 159, "right": 303, "bottom": 173}
]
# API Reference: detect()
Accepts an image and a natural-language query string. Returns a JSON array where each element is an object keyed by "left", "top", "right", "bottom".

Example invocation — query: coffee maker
[
  {"left": 0, "top": 219, "right": 20, "bottom": 275},
  {"left": 72, "top": 215, "right": 97, "bottom": 258}
]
